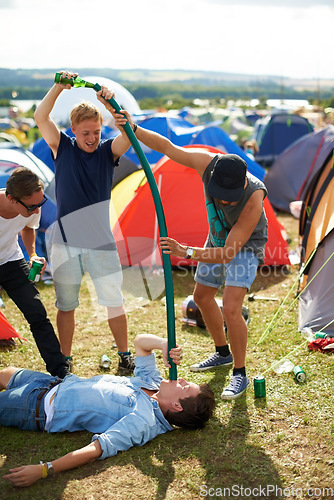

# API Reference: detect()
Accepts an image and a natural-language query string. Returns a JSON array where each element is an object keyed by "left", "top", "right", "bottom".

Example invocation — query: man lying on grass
[{"left": 1, "top": 334, "right": 215, "bottom": 487}]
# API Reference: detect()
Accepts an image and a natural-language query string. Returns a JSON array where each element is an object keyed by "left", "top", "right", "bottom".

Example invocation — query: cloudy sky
[{"left": 1, "top": 0, "right": 333, "bottom": 80}]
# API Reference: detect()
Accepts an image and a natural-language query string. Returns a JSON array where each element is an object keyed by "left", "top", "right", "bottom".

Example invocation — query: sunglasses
[{"left": 16, "top": 194, "right": 48, "bottom": 213}]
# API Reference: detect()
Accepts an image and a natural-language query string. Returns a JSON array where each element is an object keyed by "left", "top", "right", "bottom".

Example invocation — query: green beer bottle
[{"left": 54, "top": 73, "right": 95, "bottom": 88}]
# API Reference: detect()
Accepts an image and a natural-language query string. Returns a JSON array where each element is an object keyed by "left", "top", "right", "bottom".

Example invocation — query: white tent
[{"left": 50, "top": 76, "right": 141, "bottom": 125}]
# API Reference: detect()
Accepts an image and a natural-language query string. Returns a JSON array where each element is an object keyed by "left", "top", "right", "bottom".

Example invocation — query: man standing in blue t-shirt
[{"left": 34, "top": 71, "right": 135, "bottom": 372}]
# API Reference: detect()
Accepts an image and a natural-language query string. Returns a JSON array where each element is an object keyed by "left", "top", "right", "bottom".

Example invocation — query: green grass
[{"left": 0, "top": 213, "right": 333, "bottom": 500}]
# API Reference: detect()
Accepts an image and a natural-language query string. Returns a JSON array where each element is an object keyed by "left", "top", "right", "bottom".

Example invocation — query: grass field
[{"left": 0, "top": 213, "right": 333, "bottom": 500}]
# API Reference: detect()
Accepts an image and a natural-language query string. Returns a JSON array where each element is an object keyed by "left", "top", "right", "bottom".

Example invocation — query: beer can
[
  {"left": 292, "top": 365, "right": 306, "bottom": 383},
  {"left": 28, "top": 260, "right": 44, "bottom": 282},
  {"left": 314, "top": 331, "right": 329, "bottom": 339},
  {"left": 100, "top": 354, "right": 111, "bottom": 369},
  {"left": 253, "top": 375, "right": 266, "bottom": 398}
]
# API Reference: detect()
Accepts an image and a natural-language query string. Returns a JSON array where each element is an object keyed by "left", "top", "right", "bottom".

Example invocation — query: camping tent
[
  {"left": 298, "top": 149, "right": 334, "bottom": 334},
  {"left": 119, "top": 114, "right": 203, "bottom": 166},
  {"left": 0, "top": 146, "right": 57, "bottom": 260},
  {"left": 253, "top": 113, "right": 314, "bottom": 167},
  {"left": 50, "top": 76, "right": 141, "bottom": 125},
  {"left": 264, "top": 125, "right": 334, "bottom": 212},
  {"left": 120, "top": 117, "right": 266, "bottom": 182},
  {"left": 111, "top": 145, "right": 290, "bottom": 268},
  {"left": 189, "top": 125, "right": 265, "bottom": 181},
  {"left": 0, "top": 310, "right": 25, "bottom": 341},
  {"left": 220, "top": 114, "right": 253, "bottom": 143},
  {"left": 0, "top": 146, "right": 55, "bottom": 201}
]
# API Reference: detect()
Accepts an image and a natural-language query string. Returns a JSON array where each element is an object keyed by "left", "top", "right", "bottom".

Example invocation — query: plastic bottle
[
  {"left": 300, "top": 327, "right": 315, "bottom": 341},
  {"left": 271, "top": 358, "right": 294, "bottom": 374},
  {"left": 54, "top": 73, "right": 95, "bottom": 88}
]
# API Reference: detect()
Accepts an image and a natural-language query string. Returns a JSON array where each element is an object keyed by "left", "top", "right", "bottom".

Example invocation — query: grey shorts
[{"left": 50, "top": 245, "right": 124, "bottom": 311}]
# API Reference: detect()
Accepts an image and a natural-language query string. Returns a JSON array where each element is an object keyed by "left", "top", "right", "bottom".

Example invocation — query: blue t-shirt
[
  {"left": 53, "top": 131, "right": 117, "bottom": 218},
  {"left": 50, "top": 132, "right": 119, "bottom": 249}
]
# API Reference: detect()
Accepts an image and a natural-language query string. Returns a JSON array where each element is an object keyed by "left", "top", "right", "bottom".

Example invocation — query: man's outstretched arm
[
  {"left": 3, "top": 440, "right": 102, "bottom": 488},
  {"left": 112, "top": 110, "right": 213, "bottom": 177}
]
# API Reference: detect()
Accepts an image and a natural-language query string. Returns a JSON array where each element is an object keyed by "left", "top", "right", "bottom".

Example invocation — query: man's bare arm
[
  {"left": 160, "top": 189, "right": 266, "bottom": 264},
  {"left": 113, "top": 110, "right": 213, "bottom": 177},
  {"left": 134, "top": 334, "right": 182, "bottom": 368},
  {"left": 3, "top": 440, "right": 102, "bottom": 488},
  {"left": 34, "top": 84, "right": 62, "bottom": 156},
  {"left": 20, "top": 226, "right": 36, "bottom": 258}
]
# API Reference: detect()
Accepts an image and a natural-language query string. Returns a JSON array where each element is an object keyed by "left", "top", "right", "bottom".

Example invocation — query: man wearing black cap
[{"left": 113, "top": 111, "right": 268, "bottom": 400}]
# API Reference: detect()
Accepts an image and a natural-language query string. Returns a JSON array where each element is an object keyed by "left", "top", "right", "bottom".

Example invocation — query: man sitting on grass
[{"left": 1, "top": 334, "right": 215, "bottom": 488}]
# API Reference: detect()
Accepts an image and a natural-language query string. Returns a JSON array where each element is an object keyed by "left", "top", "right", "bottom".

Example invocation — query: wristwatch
[
  {"left": 185, "top": 247, "right": 196, "bottom": 259},
  {"left": 46, "top": 462, "right": 55, "bottom": 476}
]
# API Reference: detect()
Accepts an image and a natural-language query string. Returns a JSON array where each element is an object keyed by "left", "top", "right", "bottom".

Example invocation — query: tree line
[{"left": 0, "top": 67, "right": 333, "bottom": 109}]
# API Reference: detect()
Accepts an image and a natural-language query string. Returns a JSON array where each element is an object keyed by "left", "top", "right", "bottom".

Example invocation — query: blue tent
[
  {"left": 120, "top": 114, "right": 203, "bottom": 166},
  {"left": 253, "top": 113, "right": 314, "bottom": 167},
  {"left": 245, "top": 111, "right": 262, "bottom": 125},
  {"left": 190, "top": 125, "right": 265, "bottom": 181},
  {"left": 122, "top": 117, "right": 265, "bottom": 180},
  {"left": 31, "top": 136, "right": 54, "bottom": 171}
]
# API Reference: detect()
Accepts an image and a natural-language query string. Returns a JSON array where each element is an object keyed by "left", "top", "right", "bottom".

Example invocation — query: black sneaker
[
  {"left": 118, "top": 352, "right": 135, "bottom": 372},
  {"left": 0, "top": 338, "right": 16, "bottom": 347}
]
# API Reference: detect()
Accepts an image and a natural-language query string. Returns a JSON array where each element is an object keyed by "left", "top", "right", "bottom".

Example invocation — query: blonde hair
[{"left": 70, "top": 101, "right": 103, "bottom": 127}]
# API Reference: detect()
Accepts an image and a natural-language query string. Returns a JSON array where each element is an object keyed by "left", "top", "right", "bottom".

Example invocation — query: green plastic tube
[{"left": 92, "top": 82, "right": 177, "bottom": 379}]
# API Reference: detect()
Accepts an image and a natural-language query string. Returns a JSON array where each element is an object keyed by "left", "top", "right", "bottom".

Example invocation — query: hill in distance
[{"left": 0, "top": 67, "right": 333, "bottom": 91}]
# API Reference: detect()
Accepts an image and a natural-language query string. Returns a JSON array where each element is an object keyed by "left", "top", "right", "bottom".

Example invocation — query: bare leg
[
  {"left": 0, "top": 367, "right": 19, "bottom": 390},
  {"left": 222, "top": 286, "right": 248, "bottom": 368},
  {"left": 193, "top": 283, "right": 228, "bottom": 346},
  {"left": 57, "top": 309, "right": 75, "bottom": 357},
  {"left": 107, "top": 306, "right": 128, "bottom": 352}
]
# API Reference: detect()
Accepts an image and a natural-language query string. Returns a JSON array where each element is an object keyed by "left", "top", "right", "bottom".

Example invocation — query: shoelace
[
  {"left": 226, "top": 374, "right": 243, "bottom": 391},
  {"left": 200, "top": 353, "right": 221, "bottom": 365}
]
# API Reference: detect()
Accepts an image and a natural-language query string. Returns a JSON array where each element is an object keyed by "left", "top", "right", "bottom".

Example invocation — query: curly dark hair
[{"left": 165, "top": 383, "right": 215, "bottom": 430}]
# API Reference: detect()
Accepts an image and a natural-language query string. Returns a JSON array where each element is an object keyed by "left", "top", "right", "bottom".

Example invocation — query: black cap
[{"left": 208, "top": 154, "right": 247, "bottom": 202}]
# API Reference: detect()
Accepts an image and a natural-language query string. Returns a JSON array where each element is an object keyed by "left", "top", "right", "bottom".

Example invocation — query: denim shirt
[{"left": 49, "top": 354, "right": 173, "bottom": 459}]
